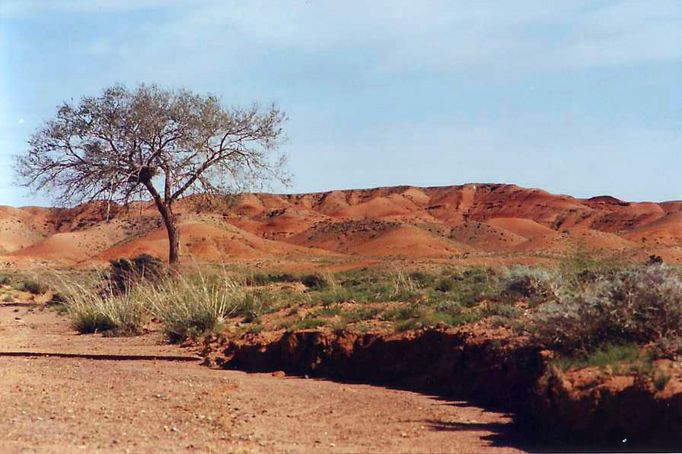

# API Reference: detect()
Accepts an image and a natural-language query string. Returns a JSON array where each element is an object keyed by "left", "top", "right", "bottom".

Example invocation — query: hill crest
[{"left": 1, "top": 183, "right": 680, "bottom": 266}]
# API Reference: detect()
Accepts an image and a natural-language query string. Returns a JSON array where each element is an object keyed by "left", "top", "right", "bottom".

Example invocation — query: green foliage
[
  {"left": 342, "top": 306, "right": 382, "bottom": 323},
  {"left": 383, "top": 301, "right": 482, "bottom": 331},
  {"left": 432, "top": 267, "right": 499, "bottom": 306},
  {"left": 653, "top": 370, "right": 672, "bottom": 391}
]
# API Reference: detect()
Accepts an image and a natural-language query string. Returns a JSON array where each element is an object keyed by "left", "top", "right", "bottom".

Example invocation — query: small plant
[
  {"left": 238, "top": 290, "right": 277, "bottom": 322},
  {"left": 301, "top": 272, "right": 335, "bottom": 290},
  {"left": 652, "top": 370, "right": 671, "bottom": 391},
  {"left": 499, "top": 266, "right": 560, "bottom": 303},
  {"left": 342, "top": 306, "right": 381, "bottom": 323},
  {"left": 17, "top": 279, "right": 49, "bottom": 295},
  {"left": 245, "top": 273, "right": 298, "bottom": 286},
  {"left": 435, "top": 278, "right": 455, "bottom": 293},
  {"left": 288, "top": 317, "right": 326, "bottom": 330}
]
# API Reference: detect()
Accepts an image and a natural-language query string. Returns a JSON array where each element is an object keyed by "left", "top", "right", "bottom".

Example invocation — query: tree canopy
[{"left": 16, "top": 84, "right": 288, "bottom": 263}]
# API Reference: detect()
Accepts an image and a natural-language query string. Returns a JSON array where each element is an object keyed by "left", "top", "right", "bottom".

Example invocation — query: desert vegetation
[
  {"left": 4, "top": 254, "right": 682, "bottom": 447},
  {"left": 32, "top": 254, "right": 679, "bottom": 372}
]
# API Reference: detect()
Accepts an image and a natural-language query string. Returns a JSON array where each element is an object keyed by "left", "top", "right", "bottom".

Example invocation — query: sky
[{"left": 0, "top": 0, "right": 680, "bottom": 206}]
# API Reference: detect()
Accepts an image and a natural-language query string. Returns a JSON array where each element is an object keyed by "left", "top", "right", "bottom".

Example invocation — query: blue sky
[{"left": 1, "top": 0, "right": 680, "bottom": 206}]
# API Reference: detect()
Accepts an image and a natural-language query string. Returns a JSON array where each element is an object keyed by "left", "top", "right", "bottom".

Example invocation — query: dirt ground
[{"left": 0, "top": 296, "right": 527, "bottom": 453}]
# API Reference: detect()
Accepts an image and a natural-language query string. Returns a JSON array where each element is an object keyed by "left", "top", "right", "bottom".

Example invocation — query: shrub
[
  {"left": 237, "top": 290, "right": 277, "bottom": 322},
  {"left": 499, "top": 266, "right": 560, "bottom": 302},
  {"left": 408, "top": 271, "right": 437, "bottom": 287},
  {"left": 18, "top": 279, "right": 49, "bottom": 295},
  {"left": 301, "top": 272, "right": 335, "bottom": 290},
  {"left": 435, "top": 278, "right": 455, "bottom": 292},
  {"left": 105, "top": 254, "right": 167, "bottom": 294},
  {"left": 532, "top": 264, "right": 682, "bottom": 356},
  {"left": 289, "top": 317, "right": 326, "bottom": 330}
]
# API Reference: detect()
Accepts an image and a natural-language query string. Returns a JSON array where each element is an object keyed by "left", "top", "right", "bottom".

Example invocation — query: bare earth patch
[{"left": 0, "top": 292, "right": 525, "bottom": 453}]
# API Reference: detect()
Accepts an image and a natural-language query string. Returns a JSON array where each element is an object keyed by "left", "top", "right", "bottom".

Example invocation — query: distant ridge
[{"left": 0, "top": 183, "right": 680, "bottom": 266}]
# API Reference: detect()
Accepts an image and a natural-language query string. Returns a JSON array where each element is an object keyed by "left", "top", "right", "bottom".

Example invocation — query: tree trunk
[
  {"left": 164, "top": 213, "right": 180, "bottom": 265},
  {"left": 143, "top": 180, "right": 180, "bottom": 265},
  {"left": 151, "top": 196, "right": 180, "bottom": 264}
]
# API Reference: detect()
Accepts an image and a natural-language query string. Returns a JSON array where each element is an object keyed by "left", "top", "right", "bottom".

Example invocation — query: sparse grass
[
  {"left": 36, "top": 257, "right": 682, "bottom": 379},
  {"left": 282, "top": 317, "right": 326, "bottom": 331},
  {"left": 10, "top": 278, "right": 49, "bottom": 295}
]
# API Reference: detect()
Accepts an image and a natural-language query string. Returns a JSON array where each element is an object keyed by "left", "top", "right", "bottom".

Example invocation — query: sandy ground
[{"left": 0, "top": 298, "right": 526, "bottom": 453}]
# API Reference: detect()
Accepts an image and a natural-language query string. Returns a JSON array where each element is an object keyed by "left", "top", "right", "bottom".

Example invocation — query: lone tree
[{"left": 15, "top": 84, "right": 288, "bottom": 264}]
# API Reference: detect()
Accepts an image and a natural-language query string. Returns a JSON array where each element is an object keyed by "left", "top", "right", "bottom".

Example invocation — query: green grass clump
[
  {"left": 146, "top": 274, "right": 245, "bottom": 343},
  {"left": 383, "top": 301, "right": 483, "bottom": 331},
  {"left": 64, "top": 288, "right": 147, "bottom": 336},
  {"left": 551, "top": 343, "right": 641, "bottom": 371},
  {"left": 285, "top": 317, "right": 326, "bottom": 331}
]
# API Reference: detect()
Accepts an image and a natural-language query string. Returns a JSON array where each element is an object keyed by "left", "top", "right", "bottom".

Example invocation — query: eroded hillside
[{"left": 1, "top": 184, "right": 680, "bottom": 267}]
